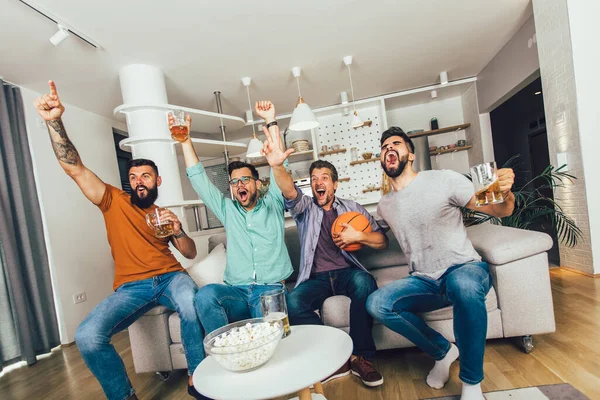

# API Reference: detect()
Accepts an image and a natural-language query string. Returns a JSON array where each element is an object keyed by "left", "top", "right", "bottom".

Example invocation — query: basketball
[{"left": 331, "top": 211, "right": 372, "bottom": 252}]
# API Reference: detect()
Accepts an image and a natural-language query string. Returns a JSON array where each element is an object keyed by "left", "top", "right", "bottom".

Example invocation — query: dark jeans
[
  {"left": 287, "top": 267, "right": 378, "bottom": 360},
  {"left": 194, "top": 282, "right": 286, "bottom": 335},
  {"left": 74, "top": 272, "right": 203, "bottom": 400},
  {"left": 367, "top": 261, "right": 491, "bottom": 384}
]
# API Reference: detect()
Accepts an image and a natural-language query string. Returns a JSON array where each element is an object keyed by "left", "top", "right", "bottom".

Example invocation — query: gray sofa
[{"left": 128, "top": 223, "right": 555, "bottom": 375}]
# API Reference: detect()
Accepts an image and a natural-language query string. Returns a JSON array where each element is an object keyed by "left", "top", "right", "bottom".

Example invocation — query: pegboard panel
[{"left": 314, "top": 102, "right": 385, "bottom": 203}]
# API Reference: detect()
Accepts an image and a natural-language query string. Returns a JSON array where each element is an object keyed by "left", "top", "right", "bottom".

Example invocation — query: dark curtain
[{"left": 0, "top": 79, "right": 60, "bottom": 369}]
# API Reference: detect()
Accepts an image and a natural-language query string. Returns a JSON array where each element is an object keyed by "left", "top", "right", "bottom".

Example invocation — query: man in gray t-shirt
[{"left": 367, "top": 127, "right": 515, "bottom": 400}]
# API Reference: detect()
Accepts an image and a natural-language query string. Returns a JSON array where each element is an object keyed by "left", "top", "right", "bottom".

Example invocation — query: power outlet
[{"left": 73, "top": 292, "right": 87, "bottom": 304}]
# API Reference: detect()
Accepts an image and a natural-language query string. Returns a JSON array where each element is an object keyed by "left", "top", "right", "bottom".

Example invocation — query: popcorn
[{"left": 208, "top": 321, "right": 283, "bottom": 371}]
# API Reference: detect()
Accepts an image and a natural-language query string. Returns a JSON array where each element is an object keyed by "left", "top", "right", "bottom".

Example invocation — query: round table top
[{"left": 193, "top": 325, "right": 353, "bottom": 400}]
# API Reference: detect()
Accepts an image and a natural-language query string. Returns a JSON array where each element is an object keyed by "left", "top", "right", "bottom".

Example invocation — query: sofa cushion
[
  {"left": 354, "top": 230, "right": 407, "bottom": 270},
  {"left": 185, "top": 243, "right": 226, "bottom": 287},
  {"left": 370, "top": 265, "right": 410, "bottom": 287},
  {"left": 467, "top": 224, "right": 553, "bottom": 265},
  {"left": 208, "top": 232, "right": 226, "bottom": 253},
  {"left": 142, "top": 305, "right": 173, "bottom": 316},
  {"left": 169, "top": 312, "right": 182, "bottom": 343},
  {"left": 321, "top": 287, "right": 499, "bottom": 329},
  {"left": 207, "top": 223, "right": 405, "bottom": 277}
]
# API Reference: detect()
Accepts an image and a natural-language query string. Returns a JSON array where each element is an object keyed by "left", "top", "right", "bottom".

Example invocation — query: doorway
[{"left": 490, "top": 77, "right": 560, "bottom": 265}]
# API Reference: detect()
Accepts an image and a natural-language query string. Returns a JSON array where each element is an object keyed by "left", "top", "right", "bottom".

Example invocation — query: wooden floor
[{"left": 1, "top": 268, "right": 599, "bottom": 400}]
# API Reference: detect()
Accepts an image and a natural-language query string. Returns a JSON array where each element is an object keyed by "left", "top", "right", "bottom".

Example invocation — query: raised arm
[
  {"left": 255, "top": 101, "right": 296, "bottom": 200},
  {"left": 169, "top": 113, "right": 227, "bottom": 222},
  {"left": 34, "top": 80, "right": 106, "bottom": 205}
]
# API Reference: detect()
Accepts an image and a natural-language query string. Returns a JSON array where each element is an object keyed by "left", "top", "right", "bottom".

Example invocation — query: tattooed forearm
[
  {"left": 47, "top": 119, "right": 68, "bottom": 139},
  {"left": 51, "top": 141, "right": 81, "bottom": 166},
  {"left": 46, "top": 119, "right": 82, "bottom": 166}
]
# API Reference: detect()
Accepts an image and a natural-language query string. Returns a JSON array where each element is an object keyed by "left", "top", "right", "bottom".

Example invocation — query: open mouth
[
  {"left": 136, "top": 186, "right": 148, "bottom": 196},
  {"left": 238, "top": 188, "right": 249, "bottom": 202},
  {"left": 386, "top": 151, "right": 398, "bottom": 165},
  {"left": 315, "top": 187, "right": 327, "bottom": 201}
]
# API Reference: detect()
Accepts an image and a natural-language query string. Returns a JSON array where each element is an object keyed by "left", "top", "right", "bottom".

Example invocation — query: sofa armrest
[
  {"left": 467, "top": 224, "right": 553, "bottom": 265},
  {"left": 129, "top": 306, "right": 175, "bottom": 373},
  {"left": 489, "top": 252, "right": 556, "bottom": 337}
]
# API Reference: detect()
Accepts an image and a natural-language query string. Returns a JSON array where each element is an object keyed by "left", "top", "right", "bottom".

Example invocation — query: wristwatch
[{"left": 174, "top": 228, "right": 186, "bottom": 239}]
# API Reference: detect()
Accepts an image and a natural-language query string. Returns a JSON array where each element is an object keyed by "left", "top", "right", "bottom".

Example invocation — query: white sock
[
  {"left": 426, "top": 343, "right": 459, "bottom": 389},
  {"left": 460, "top": 382, "right": 485, "bottom": 400}
]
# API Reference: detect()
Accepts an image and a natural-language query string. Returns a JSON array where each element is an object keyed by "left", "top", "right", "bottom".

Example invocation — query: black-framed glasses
[{"left": 229, "top": 176, "right": 254, "bottom": 186}]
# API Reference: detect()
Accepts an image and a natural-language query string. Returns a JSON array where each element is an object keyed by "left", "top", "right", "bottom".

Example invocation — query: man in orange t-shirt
[{"left": 34, "top": 81, "right": 208, "bottom": 400}]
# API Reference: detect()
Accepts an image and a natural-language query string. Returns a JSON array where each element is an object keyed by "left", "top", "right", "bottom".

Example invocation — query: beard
[
  {"left": 235, "top": 187, "right": 258, "bottom": 207},
  {"left": 130, "top": 184, "right": 159, "bottom": 209},
  {"left": 381, "top": 153, "right": 409, "bottom": 178}
]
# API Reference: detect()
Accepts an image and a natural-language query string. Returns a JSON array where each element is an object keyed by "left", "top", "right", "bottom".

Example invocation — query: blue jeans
[
  {"left": 287, "top": 267, "right": 378, "bottom": 360},
  {"left": 367, "top": 261, "right": 491, "bottom": 384},
  {"left": 194, "top": 282, "right": 285, "bottom": 335},
  {"left": 74, "top": 272, "right": 204, "bottom": 400}
]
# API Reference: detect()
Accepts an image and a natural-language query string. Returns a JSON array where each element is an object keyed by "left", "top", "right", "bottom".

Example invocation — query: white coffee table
[{"left": 193, "top": 325, "right": 353, "bottom": 400}]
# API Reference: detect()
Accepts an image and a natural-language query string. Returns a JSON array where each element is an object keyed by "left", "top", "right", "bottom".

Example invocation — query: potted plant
[{"left": 463, "top": 155, "right": 582, "bottom": 247}]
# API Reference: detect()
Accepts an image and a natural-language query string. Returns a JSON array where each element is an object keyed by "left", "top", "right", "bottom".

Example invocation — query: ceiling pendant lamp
[
  {"left": 343, "top": 56, "right": 372, "bottom": 129},
  {"left": 242, "top": 77, "right": 264, "bottom": 158},
  {"left": 289, "top": 67, "right": 319, "bottom": 131}
]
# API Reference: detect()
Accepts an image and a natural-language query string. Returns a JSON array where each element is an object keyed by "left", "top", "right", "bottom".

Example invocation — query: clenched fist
[{"left": 33, "top": 80, "right": 64, "bottom": 121}]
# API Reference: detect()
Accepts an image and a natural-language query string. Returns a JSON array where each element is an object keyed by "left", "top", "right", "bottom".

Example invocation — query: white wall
[
  {"left": 21, "top": 87, "right": 125, "bottom": 343},
  {"left": 479, "top": 113, "right": 495, "bottom": 162},
  {"left": 533, "top": 0, "right": 594, "bottom": 274},
  {"left": 386, "top": 97, "right": 470, "bottom": 174},
  {"left": 477, "top": 16, "right": 540, "bottom": 113},
  {"left": 567, "top": 0, "right": 600, "bottom": 274}
]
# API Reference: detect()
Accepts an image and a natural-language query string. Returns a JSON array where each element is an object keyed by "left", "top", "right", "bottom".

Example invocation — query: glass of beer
[
  {"left": 170, "top": 110, "right": 189, "bottom": 142},
  {"left": 471, "top": 162, "right": 504, "bottom": 207},
  {"left": 260, "top": 289, "right": 291, "bottom": 338},
  {"left": 145, "top": 207, "right": 174, "bottom": 238}
]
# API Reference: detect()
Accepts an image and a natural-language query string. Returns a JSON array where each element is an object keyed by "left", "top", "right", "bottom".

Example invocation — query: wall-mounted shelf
[
  {"left": 339, "top": 177, "right": 351, "bottom": 182},
  {"left": 363, "top": 187, "right": 381, "bottom": 193},
  {"left": 319, "top": 148, "right": 347, "bottom": 157},
  {"left": 350, "top": 158, "right": 379, "bottom": 166},
  {"left": 407, "top": 123, "right": 471, "bottom": 139},
  {"left": 430, "top": 145, "right": 472, "bottom": 156},
  {"left": 353, "top": 120, "right": 373, "bottom": 129},
  {"left": 289, "top": 150, "right": 316, "bottom": 162}
]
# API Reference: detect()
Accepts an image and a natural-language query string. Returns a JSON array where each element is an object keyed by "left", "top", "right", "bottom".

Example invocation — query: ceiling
[{"left": 0, "top": 0, "right": 532, "bottom": 131}]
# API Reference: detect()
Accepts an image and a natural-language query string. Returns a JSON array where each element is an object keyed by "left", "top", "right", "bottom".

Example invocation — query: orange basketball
[{"left": 331, "top": 211, "right": 372, "bottom": 252}]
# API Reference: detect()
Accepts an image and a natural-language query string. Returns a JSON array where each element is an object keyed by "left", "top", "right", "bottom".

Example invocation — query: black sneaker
[
  {"left": 351, "top": 356, "right": 384, "bottom": 387},
  {"left": 188, "top": 384, "right": 213, "bottom": 400}
]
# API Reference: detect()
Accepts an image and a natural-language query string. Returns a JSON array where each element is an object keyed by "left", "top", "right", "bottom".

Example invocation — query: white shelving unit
[
  {"left": 114, "top": 103, "right": 246, "bottom": 134},
  {"left": 119, "top": 137, "right": 247, "bottom": 158}
]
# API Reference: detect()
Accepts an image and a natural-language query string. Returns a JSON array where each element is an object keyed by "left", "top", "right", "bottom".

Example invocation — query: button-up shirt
[
  {"left": 285, "top": 186, "right": 387, "bottom": 287},
  {"left": 186, "top": 162, "right": 293, "bottom": 285}
]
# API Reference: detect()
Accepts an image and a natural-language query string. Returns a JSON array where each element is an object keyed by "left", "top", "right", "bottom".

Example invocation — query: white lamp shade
[
  {"left": 351, "top": 111, "right": 363, "bottom": 128},
  {"left": 246, "top": 136, "right": 264, "bottom": 158},
  {"left": 289, "top": 101, "right": 319, "bottom": 131}
]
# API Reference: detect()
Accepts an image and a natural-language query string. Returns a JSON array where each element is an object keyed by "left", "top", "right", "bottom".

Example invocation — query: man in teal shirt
[{"left": 172, "top": 105, "right": 293, "bottom": 336}]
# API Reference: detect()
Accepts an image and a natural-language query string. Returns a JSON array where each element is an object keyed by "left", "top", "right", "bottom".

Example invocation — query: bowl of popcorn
[{"left": 203, "top": 318, "right": 284, "bottom": 372}]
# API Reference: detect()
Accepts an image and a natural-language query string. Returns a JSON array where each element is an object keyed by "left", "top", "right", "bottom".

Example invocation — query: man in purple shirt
[{"left": 256, "top": 101, "right": 388, "bottom": 388}]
